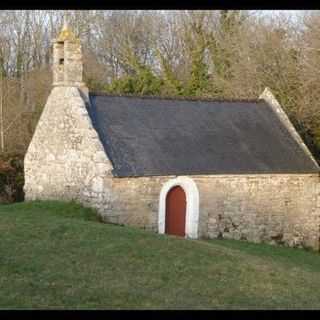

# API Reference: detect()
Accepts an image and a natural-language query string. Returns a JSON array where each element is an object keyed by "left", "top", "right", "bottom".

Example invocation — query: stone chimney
[{"left": 52, "top": 16, "right": 88, "bottom": 98}]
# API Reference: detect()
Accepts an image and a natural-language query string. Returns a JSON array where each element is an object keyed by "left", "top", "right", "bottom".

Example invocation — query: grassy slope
[{"left": 1, "top": 201, "right": 320, "bottom": 309}]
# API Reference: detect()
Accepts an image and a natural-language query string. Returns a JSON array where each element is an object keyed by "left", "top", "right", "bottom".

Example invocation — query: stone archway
[{"left": 158, "top": 176, "right": 199, "bottom": 239}]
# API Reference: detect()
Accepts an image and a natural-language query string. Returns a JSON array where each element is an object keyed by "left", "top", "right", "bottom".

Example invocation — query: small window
[{"left": 59, "top": 58, "right": 64, "bottom": 65}]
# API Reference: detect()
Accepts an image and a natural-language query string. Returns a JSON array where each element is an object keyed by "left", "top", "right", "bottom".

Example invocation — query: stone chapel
[{"left": 24, "top": 22, "right": 320, "bottom": 250}]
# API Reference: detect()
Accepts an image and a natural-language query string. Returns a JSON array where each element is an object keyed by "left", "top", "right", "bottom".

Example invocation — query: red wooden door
[{"left": 165, "top": 186, "right": 186, "bottom": 237}]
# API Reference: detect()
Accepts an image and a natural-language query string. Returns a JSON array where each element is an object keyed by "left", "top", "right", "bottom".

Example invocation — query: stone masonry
[
  {"left": 24, "top": 22, "right": 320, "bottom": 251},
  {"left": 24, "top": 86, "right": 113, "bottom": 203},
  {"left": 95, "top": 174, "right": 320, "bottom": 250}
]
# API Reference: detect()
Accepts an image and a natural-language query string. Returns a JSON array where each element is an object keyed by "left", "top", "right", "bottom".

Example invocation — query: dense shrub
[{"left": 0, "top": 154, "right": 24, "bottom": 204}]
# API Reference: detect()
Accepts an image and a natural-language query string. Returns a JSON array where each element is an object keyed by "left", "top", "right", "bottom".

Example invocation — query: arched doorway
[
  {"left": 158, "top": 176, "right": 199, "bottom": 239},
  {"left": 165, "top": 186, "right": 187, "bottom": 237}
]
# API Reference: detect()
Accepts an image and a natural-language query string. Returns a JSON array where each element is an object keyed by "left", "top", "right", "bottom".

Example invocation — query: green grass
[{"left": 1, "top": 201, "right": 320, "bottom": 309}]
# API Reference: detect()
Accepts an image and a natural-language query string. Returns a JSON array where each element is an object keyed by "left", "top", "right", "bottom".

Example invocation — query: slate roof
[{"left": 87, "top": 93, "right": 319, "bottom": 177}]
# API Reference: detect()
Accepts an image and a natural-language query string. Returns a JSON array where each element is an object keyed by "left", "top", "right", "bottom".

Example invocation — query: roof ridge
[{"left": 89, "top": 92, "right": 261, "bottom": 103}]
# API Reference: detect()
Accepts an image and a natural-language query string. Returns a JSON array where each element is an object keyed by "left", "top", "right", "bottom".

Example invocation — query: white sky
[{"left": 252, "top": 10, "right": 317, "bottom": 21}]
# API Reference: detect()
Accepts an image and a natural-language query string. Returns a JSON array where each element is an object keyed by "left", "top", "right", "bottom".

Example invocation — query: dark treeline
[{"left": 0, "top": 10, "right": 320, "bottom": 162}]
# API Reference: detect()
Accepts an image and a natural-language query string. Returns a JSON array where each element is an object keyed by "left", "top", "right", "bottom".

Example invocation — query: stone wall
[
  {"left": 93, "top": 174, "right": 320, "bottom": 251},
  {"left": 24, "top": 85, "right": 320, "bottom": 251},
  {"left": 196, "top": 174, "right": 320, "bottom": 250},
  {"left": 24, "top": 86, "right": 113, "bottom": 203}
]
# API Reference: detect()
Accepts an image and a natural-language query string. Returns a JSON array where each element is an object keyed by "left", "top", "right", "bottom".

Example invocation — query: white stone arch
[{"left": 158, "top": 176, "right": 199, "bottom": 239}]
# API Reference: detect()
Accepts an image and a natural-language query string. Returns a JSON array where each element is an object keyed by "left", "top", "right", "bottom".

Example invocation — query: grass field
[{"left": 1, "top": 201, "right": 320, "bottom": 309}]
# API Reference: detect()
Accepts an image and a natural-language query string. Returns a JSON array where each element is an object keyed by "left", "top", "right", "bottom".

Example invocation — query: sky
[{"left": 252, "top": 10, "right": 316, "bottom": 22}]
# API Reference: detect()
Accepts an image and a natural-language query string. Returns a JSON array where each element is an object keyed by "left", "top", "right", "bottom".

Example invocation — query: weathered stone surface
[
  {"left": 26, "top": 133, "right": 320, "bottom": 251},
  {"left": 95, "top": 174, "right": 319, "bottom": 250},
  {"left": 24, "top": 86, "right": 320, "bottom": 250},
  {"left": 24, "top": 86, "right": 113, "bottom": 203},
  {"left": 24, "top": 24, "right": 320, "bottom": 251}
]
